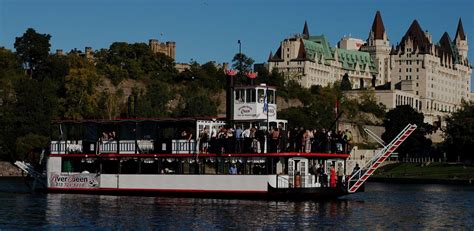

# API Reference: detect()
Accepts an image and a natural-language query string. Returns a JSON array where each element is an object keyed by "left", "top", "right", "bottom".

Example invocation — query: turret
[
  {"left": 454, "top": 18, "right": 468, "bottom": 60},
  {"left": 360, "top": 11, "right": 391, "bottom": 84}
]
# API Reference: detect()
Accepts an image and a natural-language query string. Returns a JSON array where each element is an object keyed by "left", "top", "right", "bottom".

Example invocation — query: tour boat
[{"left": 18, "top": 84, "right": 416, "bottom": 200}]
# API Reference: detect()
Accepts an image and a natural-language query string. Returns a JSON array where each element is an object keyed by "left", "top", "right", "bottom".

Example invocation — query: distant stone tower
[
  {"left": 454, "top": 18, "right": 468, "bottom": 62},
  {"left": 149, "top": 39, "right": 176, "bottom": 60},
  {"left": 360, "top": 11, "right": 391, "bottom": 85},
  {"left": 85, "top": 47, "right": 94, "bottom": 59}
]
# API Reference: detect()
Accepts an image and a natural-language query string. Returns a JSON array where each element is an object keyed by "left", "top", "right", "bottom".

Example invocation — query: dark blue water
[{"left": 0, "top": 177, "right": 473, "bottom": 230}]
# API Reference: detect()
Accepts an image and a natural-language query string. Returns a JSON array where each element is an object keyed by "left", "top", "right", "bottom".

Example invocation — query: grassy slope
[{"left": 374, "top": 163, "right": 474, "bottom": 181}]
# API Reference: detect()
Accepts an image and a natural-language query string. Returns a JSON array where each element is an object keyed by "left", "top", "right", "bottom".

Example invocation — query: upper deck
[{"left": 49, "top": 118, "right": 350, "bottom": 159}]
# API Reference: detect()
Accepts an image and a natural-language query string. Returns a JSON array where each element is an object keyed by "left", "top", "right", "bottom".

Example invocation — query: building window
[{"left": 416, "top": 91, "right": 418, "bottom": 95}]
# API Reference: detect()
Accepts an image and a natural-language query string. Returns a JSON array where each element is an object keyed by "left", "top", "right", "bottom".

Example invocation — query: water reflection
[{"left": 0, "top": 180, "right": 473, "bottom": 229}]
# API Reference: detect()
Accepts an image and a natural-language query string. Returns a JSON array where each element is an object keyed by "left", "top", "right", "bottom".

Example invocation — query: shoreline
[{"left": 0, "top": 161, "right": 23, "bottom": 177}]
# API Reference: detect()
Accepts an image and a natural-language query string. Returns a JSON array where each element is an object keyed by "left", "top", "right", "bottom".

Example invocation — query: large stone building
[
  {"left": 268, "top": 22, "right": 377, "bottom": 89},
  {"left": 149, "top": 39, "right": 176, "bottom": 60},
  {"left": 268, "top": 11, "right": 472, "bottom": 124}
]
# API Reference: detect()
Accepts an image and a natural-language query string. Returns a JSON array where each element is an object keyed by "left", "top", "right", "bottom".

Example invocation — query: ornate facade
[
  {"left": 267, "top": 22, "right": 377, "bottom": 89},
  {"left": 268, "top": 11, "right": 472, "bottom": 123}
]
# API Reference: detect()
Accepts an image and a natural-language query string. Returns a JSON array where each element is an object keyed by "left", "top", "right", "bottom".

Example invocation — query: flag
[
  {"left": 263, "top": 90, "right": 268, "bottom": 113},
  {"left": 238, "top": 40, "right": 241, "bottom": 44}
]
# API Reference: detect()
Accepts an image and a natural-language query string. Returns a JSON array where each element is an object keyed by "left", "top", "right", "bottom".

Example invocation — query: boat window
[
  {"left": 140, "top": 158, "right": 160, "bottom": 174},
  {"left": 235, "top": 89, "right": 245, "bottom": 103},
  {"left": 120, "top": 158, "right": 139, "bottom": 174},
  {"left": 101, "top": 159, "right": 119, "bottom": 174},
  {"left": 258, "top": 89, "right": 265, "bottom": 103},
  {"left": 246, "top": 89, "right": 256, "bottom": 102},
  {"left": 62, "top": 158, "right": 81, "bottom": 173},
  {"left": 119, "top": 122, "right": 136, "bottom": 140},
  {"left": 81, "top": 158, "right": 99, "bottom": 173},
  {"left": 268, "top": 90, "right": 275, "bottom": 104}
]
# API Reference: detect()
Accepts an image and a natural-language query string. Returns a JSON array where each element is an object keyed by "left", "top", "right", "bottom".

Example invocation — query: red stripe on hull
[{"left": 48, "top": 187, "right": 267, "bottom": 194}]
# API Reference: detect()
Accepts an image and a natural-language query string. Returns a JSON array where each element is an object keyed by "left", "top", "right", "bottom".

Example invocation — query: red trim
[
  {"left": 48, "top": 187, "right": 267, "bottom": 194},
  {"left": 49, "top": 152, "right": 350, "bottom": 158},
  {"left": 52, "top": 116, "right": 226, "bottom": 123}
]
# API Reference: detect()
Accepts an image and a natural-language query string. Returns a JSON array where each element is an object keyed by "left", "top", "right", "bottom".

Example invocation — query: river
[{"left": 0, "top": 177, "right": 473, "bottom": 229}]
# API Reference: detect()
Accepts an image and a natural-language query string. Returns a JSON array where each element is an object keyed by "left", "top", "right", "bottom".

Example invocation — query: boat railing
[
  {"left": 50, "top": 140, "right": 83, "bottom": 154},
  {"left": 49, "top": 137, "right": 352, "bottom": 155},
  {"left": 275, "top": 174, "right": 323, "bottom": 189}
]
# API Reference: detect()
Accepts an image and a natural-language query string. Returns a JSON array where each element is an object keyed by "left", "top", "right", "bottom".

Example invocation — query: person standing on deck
[
  {"left": 337, "top": 162, "right": 344, "bottom": 188},
  {"left": 330, "top": 164, "right": 336, "bottom": 187}
]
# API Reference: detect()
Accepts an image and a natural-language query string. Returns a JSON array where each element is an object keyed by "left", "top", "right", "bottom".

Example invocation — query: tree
[
  {"left": 173, "top": 85, "right": 218, "bottom": 117},
  {"left": 358, "top": 89, "right": 386, "bottom": 118},
  {"left": 137, "top": 80, "right": 173, "bottom": 117},
  {"left": 14, "top": 28, "right": 51, "bottom": 78},
  {"left": 444, "top": 100, "right": 474, "bottom": 162},
  {"left": 62, "top": 68, "right": 101, "bottom": 119},
  {"left": 231, "top": 53, "right": 254, "bottom": 85},
  {"left": 340, "top": 73, "right": 352, "bottom": 90},
  {"left": 382, "top": 105, "right": 433, "bottom": 159}
]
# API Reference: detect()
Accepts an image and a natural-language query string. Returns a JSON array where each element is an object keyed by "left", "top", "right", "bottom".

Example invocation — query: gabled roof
[
  {"left": 371, "top": 11, "right": 386, "bottom": 40},
  {"left": 455, "top": 18, "right": 466, "bottom": 41},
  {"left": 269, "top": 46, "right": 283, "bottom": 61},
  {"left": 394, "top": 20, "right": 431, "bottom": 54},
  {"left": 437, "top": 32, "right": 459, "bottom": 64},
  {"left": 296, "top": 38, "right": 307, "bottom": 60}
]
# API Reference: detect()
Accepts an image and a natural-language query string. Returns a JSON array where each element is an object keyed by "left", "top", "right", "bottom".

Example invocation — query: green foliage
[
  {"left": 173, "top": 84, "right": 218, "bottom": 117},
  {"left": 382, "top": 105, "right": 433, "bottom": 158},
  {"left": 444, "top": 100, "right": 474, "bottom": 162},
  {"left": 176, "top": 61, "right": 225, "bottom": 90},
  {"left": 15, "top": 133, "right": 49, "bottom": 161},
  {"left": 231, "top": 53, "right": 254, "bottom": 85},
  {"left": 98, "top": 89, "right": 124, "bottom": 119},
  {"left": 358, "top": 89, "right": 386, "bottom": 118},
  {"left": 0, "top": 48, "right": 22, "bottom": 78},
  {"left": 62, "top": 68, "right": 102, "bottom": 119},
  {"left": 96, "top": 42, "right": 177, "bottom": 85},
  {"left": 14, "top": 28, "right": 51, "bottom": 78},
  {"left": 340, "top": 73, "right": 352, "bottom": 90},
  {"left": 136, "top": 80, "right": 173, "bottom": 117}
]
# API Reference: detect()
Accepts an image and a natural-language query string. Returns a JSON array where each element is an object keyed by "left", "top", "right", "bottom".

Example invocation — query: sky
[{"left": 1, "top": 0, "right": 473, "bottom": 89}]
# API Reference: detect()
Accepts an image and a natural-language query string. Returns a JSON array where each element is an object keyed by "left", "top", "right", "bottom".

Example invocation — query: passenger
[
  {"left": 343, "top": 129, "right": 353, "bottom": 153},
  {"left": 235, "top": 126, "right": 243, "bottom": 153},
  {"left": 229, "top": 164, "right": 238, "bottom": 174},
  {"left": 352, "top": 163, "right": 361, "bottom": 177},
  {"left": 269, "top": 127, "right": 279, "bottom": 153},
  {"left": 101, "top": 132, "right": 109, "bottom": 141},
  {"left": 330, "top": 164, "right": 336, "bottom": 187},
  {"left": 199, "top": 127, "right": 209, "bottom": 153},
  {"left": 242, "top": 127, "right": 251, "bottom": 153},
  {"left": 255, "top": 127, "right": 265, "bottom": 154},
  {"left": 278, "top": 123, "right": 287, "bottom": 152},
  {"left": 337, "top": 162, "right": 344, "bottom": 188}
]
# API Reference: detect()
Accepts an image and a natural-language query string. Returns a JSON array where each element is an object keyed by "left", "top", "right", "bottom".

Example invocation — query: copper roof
[
  {"left": 302, "top": 21, "right": 310, "bottom": 39},
  {"left": 455, "top": 18, "right": 466, "bottom": 41},
  {"left": 395, "top": 20, "right": 431, "bottom": 54},
  {"left": 371, "top": 11, "right": 386, "bottom": 40}
]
